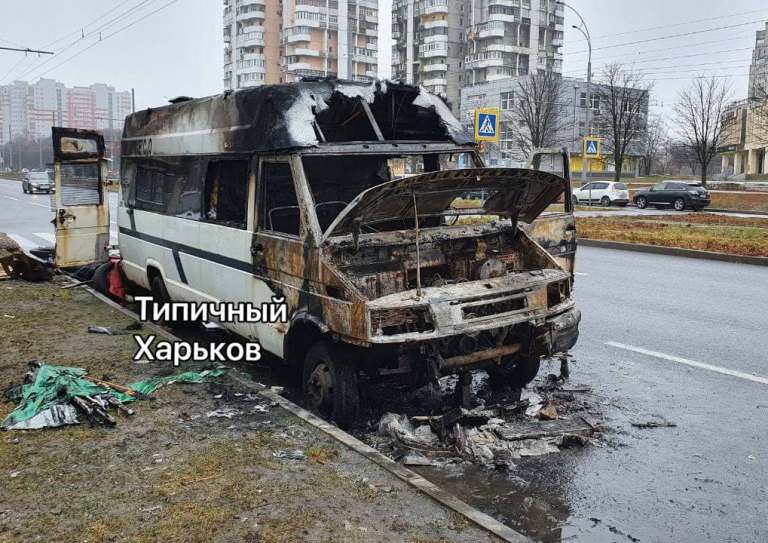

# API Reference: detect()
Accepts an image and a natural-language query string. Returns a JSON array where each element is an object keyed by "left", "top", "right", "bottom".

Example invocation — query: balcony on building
[
  {"left": 422, "top": 76, "right": 448, "bottom": 88},
  {"left": 422, "top": 62, "right": 448, "bottom": 73},
  {"left": 283, "top": 26, "right": 312, "bottom": 44},
  {"left": 417, "top": 0, "right": 448, "bottom": 17},
  {"left": 422, "top": 19, "right": 449, "bottom": 30},
  {"left": 465, "top": 51, "right": 513, "bottom": 70},
  {"left": 236, "top": 7, "right": 266, "bottom": 23},
  {"left": 474, "top": 20, "right": 506, "bottom": 39},
  {"left": 238, "top": 28, "right": 265, "bottom": 47},
  {"left": 419, "top": 43, "right": 448, "bottom": 59},
  {"left": 487, "top": 6, "right": 517, "bottom": 24}
]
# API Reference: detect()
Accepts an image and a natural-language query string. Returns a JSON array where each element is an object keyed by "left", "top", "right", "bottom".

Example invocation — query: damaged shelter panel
[{"left": 52, "top": 127, "right": 110, "bottom": 269}]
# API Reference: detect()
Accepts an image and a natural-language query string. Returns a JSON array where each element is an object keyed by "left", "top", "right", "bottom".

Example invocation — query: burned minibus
[{"left": 112, "top": 80, "right": 579, "bottom": 426}]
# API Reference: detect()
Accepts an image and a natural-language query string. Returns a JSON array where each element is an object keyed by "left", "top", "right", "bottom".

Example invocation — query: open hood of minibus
[{"left": 323, "top": 167, "right": 568, "bottom": 238}]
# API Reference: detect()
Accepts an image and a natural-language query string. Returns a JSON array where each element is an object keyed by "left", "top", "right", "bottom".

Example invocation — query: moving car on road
[
  {"left": 634, "top": 181, "right": 710, "bottom": 211},
  {"left": 571, "top": 181, "right": 629, "bottom": 207},
  {"left": 22, "top": 171, "right": 54, "bottom": 194}
]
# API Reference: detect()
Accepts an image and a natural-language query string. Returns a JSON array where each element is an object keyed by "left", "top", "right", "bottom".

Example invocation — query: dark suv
[{"left": 634, "top": 181, "right": 711, "bottom": 211}]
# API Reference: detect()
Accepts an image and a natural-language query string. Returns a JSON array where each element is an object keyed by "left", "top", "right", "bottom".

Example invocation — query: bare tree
[
  {"left": 640, "top": 114, "right": 666, "bottom": 176},
  {"left": 509, "top": 71, "right": 569, "bottom": 158},
  {"left": 593, "top": 63, "right": 651, "bottom": 182},
  {"left": 674, "top": 77, "right": 731, "bottom": 185}
]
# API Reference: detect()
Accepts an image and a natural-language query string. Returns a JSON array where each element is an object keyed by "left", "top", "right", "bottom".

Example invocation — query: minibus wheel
[
  {"left": 92, "top": 263, "right": 111, "bottom": 297},
  {"left": 150, "top": 274, "right": 171, "bottom": 305},
  {"left": 302, "top": 341, "right": 360, "bottom": 428},
  {"left": 488, "top": 354, "right": 541, "bottom": 391}
]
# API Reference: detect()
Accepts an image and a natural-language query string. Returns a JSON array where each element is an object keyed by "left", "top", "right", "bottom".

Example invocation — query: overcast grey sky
[{"left": 1, "top": 0, "right": 766, "bottom": 115}]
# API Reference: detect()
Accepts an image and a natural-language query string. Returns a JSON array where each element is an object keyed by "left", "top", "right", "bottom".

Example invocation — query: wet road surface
[{"left": 421, "top": 247, "right": 768, "bottom": 542}]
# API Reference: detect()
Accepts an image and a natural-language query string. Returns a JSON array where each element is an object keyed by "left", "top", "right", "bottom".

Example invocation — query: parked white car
[{"left": 572, "top": 181, "right": 630, "bottom": 207}]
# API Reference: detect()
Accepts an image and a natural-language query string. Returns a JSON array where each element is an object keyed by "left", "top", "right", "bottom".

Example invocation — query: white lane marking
[
  {"left": 34, "top": 232, "right": 55, "bottom": 244},
  {"left": 2, "top": 195, "right": 19, "bottom": 201},
  {"left": 574, "top": 272, "right": 588, "bottom": 276},
  {"left": 29, "top": 202, "right": 50, "bottom": 209},
  {"left": 7, "top": 234, "right": 38, "bottom": 251},
  {"left": 606, "top": 341, "right": 768, "bottom": 386}
]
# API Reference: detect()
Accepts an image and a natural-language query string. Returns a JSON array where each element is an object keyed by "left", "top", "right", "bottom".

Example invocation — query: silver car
[{"left": 22, "top": 171, "right": 53, "bottom": 194}]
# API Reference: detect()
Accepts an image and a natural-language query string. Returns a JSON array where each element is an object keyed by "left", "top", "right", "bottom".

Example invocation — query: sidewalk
[{"left": 0, "top": 278, "right": 501, "bottom": 543}]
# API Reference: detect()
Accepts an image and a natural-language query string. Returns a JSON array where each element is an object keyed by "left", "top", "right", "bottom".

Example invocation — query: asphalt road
[
  {"left": 425, "top": 248, "right": 768, "bottom": 542},
  {"left": 2, "top": 176, "right": 767, "bottom": 542}
]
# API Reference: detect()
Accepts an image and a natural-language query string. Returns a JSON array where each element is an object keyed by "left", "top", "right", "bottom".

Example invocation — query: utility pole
[
  {"left": 557, "top": 1, "right": 592, "bottom": 184},
  {"left": 131, "top": 88, "right": 136, "bottom": 113},
  {"left": 8, "top": 121, "right": 12, "bottom": 171}
]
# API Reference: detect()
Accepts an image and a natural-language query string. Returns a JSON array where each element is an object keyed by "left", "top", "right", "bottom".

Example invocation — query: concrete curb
[
  {"left": 579, "top": 239, "right": 768, "bottom": 267},
  {"left": 71, "top": 277, "right": 530, "bottom": 543},
  {"left": 705, "top": 208, "right": 768, "bottom": 216}
]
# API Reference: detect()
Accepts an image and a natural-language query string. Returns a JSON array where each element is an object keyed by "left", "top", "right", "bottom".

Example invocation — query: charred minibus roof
[{"left": 121, "top": 79, "right": 474, "bottom": 158}]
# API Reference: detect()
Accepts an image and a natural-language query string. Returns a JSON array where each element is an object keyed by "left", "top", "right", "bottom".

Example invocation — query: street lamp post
[{"left": 557, "top": 1, "right": 592, "bottom": 186}]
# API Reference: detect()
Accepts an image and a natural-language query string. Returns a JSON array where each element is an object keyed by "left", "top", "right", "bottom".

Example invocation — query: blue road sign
[
  {"left": 474, "top": 108, "right": 500, "bottom": 142},
  {"left": 584, "top": 137, "right": 601, "bottom": 157},
  {"left": 478, "top": 113, "right": 497, "bottom": 137}
]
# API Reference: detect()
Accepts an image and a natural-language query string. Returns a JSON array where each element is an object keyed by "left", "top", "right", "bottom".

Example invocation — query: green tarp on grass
[{"left": 1, "top": 364, "right": 225, "bottom": 430}]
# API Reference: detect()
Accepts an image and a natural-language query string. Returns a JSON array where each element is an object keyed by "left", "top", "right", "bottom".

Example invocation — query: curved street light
[{"left": 556, "top": 1, "right": 592, "bottom": 184}]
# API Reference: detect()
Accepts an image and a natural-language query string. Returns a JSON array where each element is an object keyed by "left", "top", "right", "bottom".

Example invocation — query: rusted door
[
  {"left": 51, "top": 127, "right": 110, "bottom": 268},
  {"left": 525, "top": 149, "right": 577, "bottom": 275}
]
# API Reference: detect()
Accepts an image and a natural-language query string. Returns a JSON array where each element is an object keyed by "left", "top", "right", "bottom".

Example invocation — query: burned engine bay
[{"left": 330, "top": 222, "right": 562, "bottom": 301}]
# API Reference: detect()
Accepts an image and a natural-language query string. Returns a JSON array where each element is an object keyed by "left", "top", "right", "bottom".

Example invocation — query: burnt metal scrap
[
  {"left": 122, "top": 79, "right": 471, "bottom": 157},
  {"left": 0, "top": 233, "right": 52, "bottom": 282},
  {"left": 374, "top": 379, "right": 598, "bottom": 470}
]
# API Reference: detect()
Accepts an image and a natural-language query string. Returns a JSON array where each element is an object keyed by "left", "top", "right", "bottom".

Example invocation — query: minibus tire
[
  {"left": 150, "top": 275, "right": 171, "bottom": 305},
  {"left": 302, "top": 341, "right": 360, "bottom": 429},
  {"left": 92, "top": 263, "right": 111, "bottom": 297},
  {"left": 488, "top": 355, "right": 541, "bottom": 391}
]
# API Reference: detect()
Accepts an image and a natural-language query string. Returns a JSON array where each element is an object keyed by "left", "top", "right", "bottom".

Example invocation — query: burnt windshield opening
[
  {"left": 303, "top": 155, "right": 391, "bottom": 231},
  {"left": 302, "top": 152, "right": 476, "bottom": 233}
]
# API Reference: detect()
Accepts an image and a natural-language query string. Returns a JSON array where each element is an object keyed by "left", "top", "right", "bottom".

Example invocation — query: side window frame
[
  {"left": 202, "top": 158, "right": 251, "bottom": 229},
  {"left": 256, "top": 156, "right": 306, "bottom": 240}
]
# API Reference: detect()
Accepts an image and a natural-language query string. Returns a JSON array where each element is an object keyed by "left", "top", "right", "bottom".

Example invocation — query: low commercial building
[
  {"left": 719, "top": 99, "right": 768, "bottom": 177},
  {"left": 719, "top": 21, "right": 768, "bottom": 177}
]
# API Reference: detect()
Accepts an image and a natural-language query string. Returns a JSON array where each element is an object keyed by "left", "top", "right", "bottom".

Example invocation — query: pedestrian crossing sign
[
  {"left": 474, "top": 108, "right": 500, "bottom": 142},
  {"left": 584, "top": 137, "right": 601, "bottom": 157}
]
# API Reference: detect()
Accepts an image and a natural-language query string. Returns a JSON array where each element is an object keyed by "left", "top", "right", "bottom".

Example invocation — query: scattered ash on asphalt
[{"left": 352, "top": 364, "right": 606, "bottom": 472}]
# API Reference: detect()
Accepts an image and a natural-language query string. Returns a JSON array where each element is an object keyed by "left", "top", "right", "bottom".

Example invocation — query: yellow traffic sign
[
  {"left": 583, "top": 137, "right": 602, "bottom": 158},
  {"left": 474, "top": 107, "right": 500, "bottom": 142}
]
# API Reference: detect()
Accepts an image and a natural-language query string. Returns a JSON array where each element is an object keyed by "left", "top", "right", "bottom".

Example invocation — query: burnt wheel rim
[{"left": 306, "top": 362, "right": 334, "bottom": 412}]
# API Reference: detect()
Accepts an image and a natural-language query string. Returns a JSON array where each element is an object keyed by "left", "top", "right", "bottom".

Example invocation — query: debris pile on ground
[
  {"left": 370, "top": 371, "right": 600, "bottom": 470},
  {"left": 1, "top": 361, "right": 226, "bottom": 430},
  {"left": 0, "top": 233, "right": 51, "bottom": 282}
]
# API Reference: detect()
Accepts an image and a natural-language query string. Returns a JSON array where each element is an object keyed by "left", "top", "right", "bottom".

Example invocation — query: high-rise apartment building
[
  {"left": 223, "top": 0, "right": 379, "bottom": 91},
  {"left": 392, "top": 0, "right": 468, "bottom": 111},
  {"left": 223, "top": 0, "right": 282, "bottom": 90},
  {"left": 748, "top": 21, "right": 768, "bottom": 100},
  {"left": 0, "top": 79, "right": 132, "bottom": 144},
  {"left": 392, "top": 0, "right": 563, "bottom": 113}
]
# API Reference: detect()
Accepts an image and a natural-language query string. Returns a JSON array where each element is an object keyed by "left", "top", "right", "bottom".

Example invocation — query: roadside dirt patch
[
  {"left": 0, "top": 278, "right": 501, "bottom": 543},
  {"left": 576, "top": 215, "right": 768, "bottom": 257}
]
